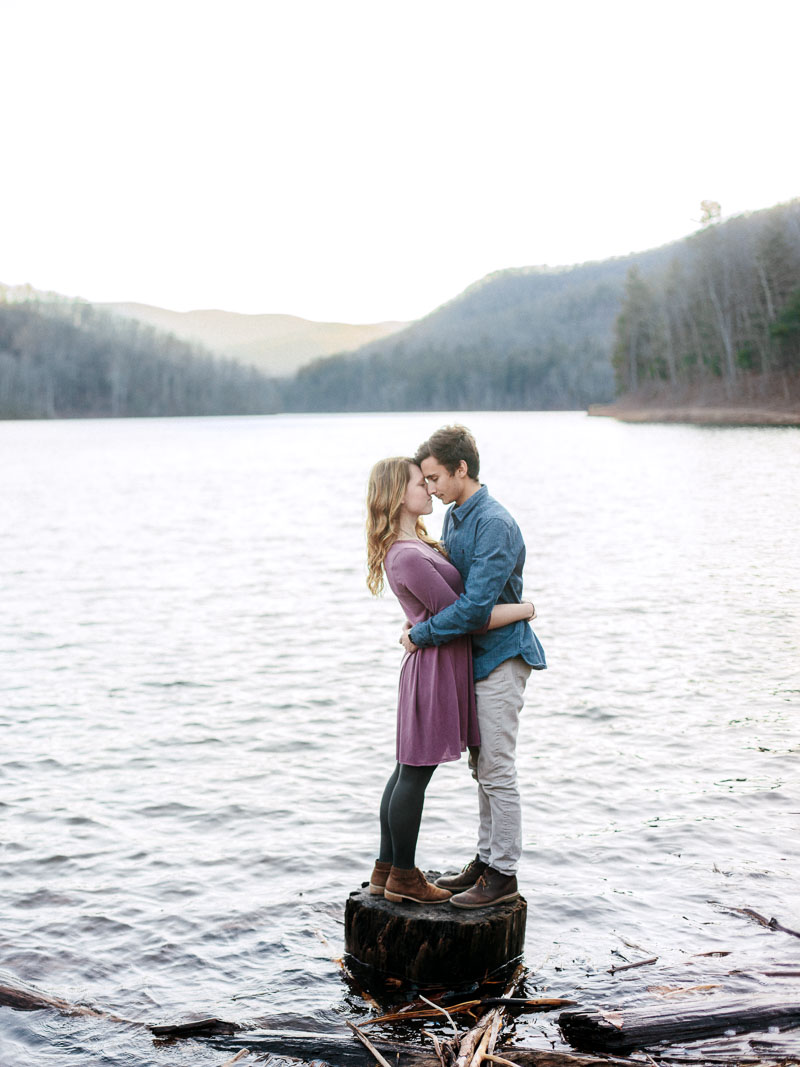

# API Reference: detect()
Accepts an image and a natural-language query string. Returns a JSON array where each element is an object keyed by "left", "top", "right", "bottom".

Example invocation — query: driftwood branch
[
  {"left": 469, "top": 1024, "right": 493, "bottom": 1067},
  {"left": 485, "top": 1012, "right": 502, "bottom": 1056},
  {"left": 607, "top": 957, "right": 658, "bottom": 975},
  {"left": 422, "top": 1027, "right": 446, "bottom": 1067},
  {"left": 363, "top": 999, "right": 481, "bottom": 1026},
  {"left": 346, "top": 1019, "right": 397, "bottom": 1067},
  {"left": 484, "top": 998, "right": 576, "bottom": 1009},
  {"left": 363, "top": 998, "right": 575, "bottom": 1027},
  {"left": 713, "top": 904, "right": 800, "bottom": 939},
  {"left": 420, "top": 994, "right": 460, "bottom": 1043},
  {"left": 218, "top": 1052, "right": 251, "bottom": 1067},
  {"left": 768, "top": 916, "right": 800, "bottom": 939},
  {"left": 454, "top": 964, "right": 525, "bottom": 1067}
]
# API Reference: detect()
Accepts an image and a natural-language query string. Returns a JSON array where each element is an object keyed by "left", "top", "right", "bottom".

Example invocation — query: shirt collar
[{"left": 450, "top": 484, "right": 487, "bottom": 525}]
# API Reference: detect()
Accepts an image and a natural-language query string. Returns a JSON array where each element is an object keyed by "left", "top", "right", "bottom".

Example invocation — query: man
[{"left": 400, "top": 424, "right": 546, "bottom": 908}]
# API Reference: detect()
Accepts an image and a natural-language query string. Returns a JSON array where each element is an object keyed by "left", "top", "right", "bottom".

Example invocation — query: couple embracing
[{"left": 365, "top": 425, "right": 546, "bottom": 908}]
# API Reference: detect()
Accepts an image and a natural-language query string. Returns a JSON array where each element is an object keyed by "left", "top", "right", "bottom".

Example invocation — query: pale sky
[{"left": 2, "top": 0, "right": 798, "bottom": 323}]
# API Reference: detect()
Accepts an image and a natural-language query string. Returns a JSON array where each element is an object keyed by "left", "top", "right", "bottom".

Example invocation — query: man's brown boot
[
  {"left": 435, "top": 854, "right": 487, "bottom": 890},
  {"left": 368, "top": 859, "right": 393, "bottom": 896},
  {"left": 450, "top": 866, "right": 519, "bottom": 909},
  {"left": 384, "top": 866, "right": 452, "bottom": 904}
]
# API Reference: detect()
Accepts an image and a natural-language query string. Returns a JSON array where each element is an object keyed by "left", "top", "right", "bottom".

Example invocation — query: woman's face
[{"left": 402, "top": 463, "right": 433, "bottom": 519}]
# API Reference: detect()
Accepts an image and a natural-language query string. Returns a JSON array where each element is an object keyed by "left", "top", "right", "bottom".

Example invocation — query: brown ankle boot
[
  {"left": 449, "top": 866, "right": 519, "bottom": 909},
  {"left": 435, "top": 854, "right": 488, "bottom": 890},
  {"left": 368, "top": 859, "right": 392, "bottom": 895},
  {"left": 384, "top": 866, "right": 452, "bottom": 904}
]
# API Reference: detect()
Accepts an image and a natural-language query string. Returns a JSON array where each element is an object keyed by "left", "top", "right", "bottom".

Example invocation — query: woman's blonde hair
[{"left": 366, "top": 457, "right": 442, "bottom": 596}]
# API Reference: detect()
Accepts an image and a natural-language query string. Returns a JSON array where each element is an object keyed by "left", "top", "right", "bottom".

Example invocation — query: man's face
[{"left": 420, "top": 456, "right": 464, "bottom": 505}]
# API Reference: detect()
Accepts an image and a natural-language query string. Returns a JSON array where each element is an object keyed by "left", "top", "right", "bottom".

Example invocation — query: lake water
[{"left": 1, "top": 411, "right": 798, "bottom": 1066}]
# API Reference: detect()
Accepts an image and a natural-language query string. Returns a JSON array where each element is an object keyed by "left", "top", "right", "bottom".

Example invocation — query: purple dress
[{"left": 384, "top": 540, "right": 481, "bottom": 766}]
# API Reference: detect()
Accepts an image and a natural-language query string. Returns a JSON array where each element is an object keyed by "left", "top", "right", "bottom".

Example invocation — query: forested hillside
[
  {"left": 613, "top": 200, "right": 800, "bottom": 402},
  {"left": 5, "top": 199, "right": 798, "bottom": 420},
  {"left": 282, "top": 248, "right": 671, "bottom": 411},
  {"left": 0, "top": 290, "right": 280, "bottom": 418}
]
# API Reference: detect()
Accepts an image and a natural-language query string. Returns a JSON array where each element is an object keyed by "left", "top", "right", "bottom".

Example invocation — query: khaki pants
[{"left": 474, "top": 656, "right": 531, "bottom": 876}]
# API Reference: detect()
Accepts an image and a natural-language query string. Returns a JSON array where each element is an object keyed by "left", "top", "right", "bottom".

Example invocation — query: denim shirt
[{"left": 409, "top": 485, "right": 547, "bottom": 681}]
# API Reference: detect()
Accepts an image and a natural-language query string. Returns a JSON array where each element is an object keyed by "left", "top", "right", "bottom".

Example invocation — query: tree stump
[{"left": 344, "top": 882, "right": 527, "bottom": 986}]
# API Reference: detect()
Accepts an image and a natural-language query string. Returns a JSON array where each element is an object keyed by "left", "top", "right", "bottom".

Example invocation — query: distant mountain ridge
[
  {"left": 284, "top": 246, "right": 676, "bottom": 411},
  {"left": 100, "top": 302, "right": 408, "bottom": 377},
  {"left": 8, "top": 201, "right": 794, "bottom": 418}
]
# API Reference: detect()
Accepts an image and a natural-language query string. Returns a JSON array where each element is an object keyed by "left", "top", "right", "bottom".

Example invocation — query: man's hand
[
  {"left": 468, "top": 745, "right": 480, "bottom": 781},
  {"left": 399, "top": 621, "right": 419, "bottom": 655}
]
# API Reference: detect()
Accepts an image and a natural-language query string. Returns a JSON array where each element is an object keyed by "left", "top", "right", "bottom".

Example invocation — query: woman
[{"left": 365, "top": 458, "right": 535, "bottom": 904}]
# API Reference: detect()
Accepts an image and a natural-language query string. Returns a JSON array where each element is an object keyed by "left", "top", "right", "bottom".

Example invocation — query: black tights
[{"left": 378, "top": 762, "right": 437, "bottom": 870}]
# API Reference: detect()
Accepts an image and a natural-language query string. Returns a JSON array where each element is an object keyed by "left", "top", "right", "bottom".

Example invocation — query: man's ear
[{"left": 456, "top": 460, "right": 469, "bottom": 478}]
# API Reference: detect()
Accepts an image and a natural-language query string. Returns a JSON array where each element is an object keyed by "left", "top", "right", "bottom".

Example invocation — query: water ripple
[{"left": 0, "top": 413, "right": 798, "bottom": 1064}]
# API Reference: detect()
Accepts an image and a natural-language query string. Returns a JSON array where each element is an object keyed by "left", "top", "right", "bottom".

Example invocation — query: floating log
[
  {"left": 559, "top": 997, "right": 800, "bottom": 1054},
  {"left": 0, "top": 981, "right": 85, "bottom": 1014},
  {"left": 486, "top": 1055, "right": 632, "bottom": 1067},
  {"left": 209, "top": 1031, "right": 634, "bottom": 1067},
  {"left": 3, "top": 970, "right": 620, "bottom": 1066},
  {"left": 344, "top": 883, "right": 527, "bottom": 986},
  {"left": 0, "top": 978, "right": 128, "bottom": 1023},
  {"left": 0, "top": 973, "right": 240, "bottom": 1039},
  {"left": 150, "top": 1017, "right": 239, "bottom": 1038},
  {"left": 208, "top": 1029, "right": 437, "bottom": 1066}
]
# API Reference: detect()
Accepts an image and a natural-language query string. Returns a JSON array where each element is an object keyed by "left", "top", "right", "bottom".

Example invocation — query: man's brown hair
[{"left": 414, "top": 424, "right": 480, "bottom": 480}]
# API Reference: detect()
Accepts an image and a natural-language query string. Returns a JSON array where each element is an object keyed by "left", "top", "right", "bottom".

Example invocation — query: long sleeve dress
[{"left": 384, "top": 539, "right": 481, "bottom": 766}]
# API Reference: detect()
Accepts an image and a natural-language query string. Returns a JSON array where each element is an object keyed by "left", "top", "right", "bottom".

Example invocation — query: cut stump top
[{"left": 344, "top": 881, "right": 527, "bottom": 987}]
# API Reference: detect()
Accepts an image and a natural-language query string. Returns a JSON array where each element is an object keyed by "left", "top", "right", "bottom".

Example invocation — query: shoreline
[
  {"left": 588, "top": 373, "right": 800, "bottom": 426},
  {"left": 588, "top": 403, "right": 800, "bottom": 427}
]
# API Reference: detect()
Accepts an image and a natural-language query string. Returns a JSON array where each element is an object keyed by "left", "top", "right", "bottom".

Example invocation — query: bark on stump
[{"left": 344, "top": 884, "right": 527, "bottom": 986}]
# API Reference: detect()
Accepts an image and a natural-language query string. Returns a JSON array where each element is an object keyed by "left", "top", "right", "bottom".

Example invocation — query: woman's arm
[
  {"left": 391, "top": 549, "right": 534, "bottom": 650},
  {"left": 403, "top": 599, "right": 535, "bottom": 651},
  {"left": 486, "top": 601, "right": 535, "bottom": 630}
]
